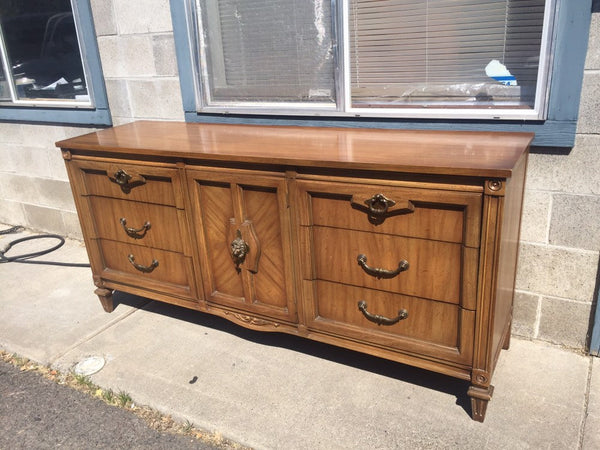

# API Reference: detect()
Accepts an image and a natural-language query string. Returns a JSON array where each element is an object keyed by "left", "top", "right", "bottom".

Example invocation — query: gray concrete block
[
  {"left": 90, "top": 0, "right": 117, "bottom": 36},
  {"left": 61, "top": 211, "right": 84, "bottom": 240},
  {"left": 526, "top": 134, "right": 600, "bottom": 195},
  {"left": 577, "top": 72, "right": 600, "bottom": 134},
  {"left": 0, "top": 143, "right": 18, "bottom": 174},
  {"left": 586, "top": 13, "right": 600, "bottom": 70},
  {"left": 0, "top": 200, "right": 26, "bottom": 227},
  {"left": 0, "top": 123, "right": 25, "bottom": 144},
  {"left": 18, "top": 125, "right": 71, "bottom": 148},
  {"left": 128, "top": 79, "right": 184, "bottom": 120},
  {"left": 105, "top": 79, "right": 131, "bottom": 118},
  {"left": 153, "top": 34, "right": 178, "bottom": 77},
  {"left": 512, "top": 291, "right": 540, "bottom": 338},
  {"left": 113, "top": 0, "right": 172, "bottom": 34},
  {"left": 47, "top": 151, "right": 69, "bottom": 181},
  {"left": 516, "top": 243, "right": 599, "bottom": 302},
  {"left": 0, "top": 145, "right": 52, "bottom": 179},
  {"left": 98, "top": 35, "right": 156, "bottom": 78},
  {"left": 549, "top": 194, "right": 600, "bottom": 250},
  {"left": 34, "top": 178, "right": 76, "bottom": 211},
  {"left": 0, "top": 174, "right": 41, "bottom": 205},
  {"left": 22, "top": 204, "right": 67, "bottom": 235},
  {"left": 538, "top": 297, "right": 592, "bottom": 349},
  {"left": 519, "top": 190, "right": 550, "bottom": 243}
]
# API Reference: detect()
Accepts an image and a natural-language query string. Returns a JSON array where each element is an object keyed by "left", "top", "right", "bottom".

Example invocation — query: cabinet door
[{"left": 186, "top": 168, "right": 297, "bottom": 323}]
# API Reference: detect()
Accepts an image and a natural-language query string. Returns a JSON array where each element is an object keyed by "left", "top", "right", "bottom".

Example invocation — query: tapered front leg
[
  {"left": 467, "top": 385, "right": 494, "bottom": 422},
  {"left": 94, "top": 287, "right": 114, "bottom": 313}
]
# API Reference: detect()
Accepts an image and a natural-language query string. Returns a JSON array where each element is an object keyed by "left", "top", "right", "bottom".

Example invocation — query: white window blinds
[
  {"left": 199, "top": 0, "right": 336, "bottom": 104},
  {"left": 348, "top": 0, "right": 546, "bottom": 108}
]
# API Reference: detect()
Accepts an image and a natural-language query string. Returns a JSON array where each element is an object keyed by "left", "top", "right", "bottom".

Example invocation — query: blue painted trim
[
  {"left": 170, "top": 0, "right": 197, "bottom": 113},
  {"left": 0, "top": 106, "right": 110, "bottom": 126},
  {"left": 591, "top": 290, "right": 600, "bottom": 356},
  {"left": 546, "top": 0, "right": 592, "bottom": 123},
  {"left": 173, "top": 0, "right": 592, "bottom": 148},
  {"left": 74, "top": 0, "right": 110, "bottom": 114},
  {"left": 0, "top": 0, "right": 111, "bottom": 126}
]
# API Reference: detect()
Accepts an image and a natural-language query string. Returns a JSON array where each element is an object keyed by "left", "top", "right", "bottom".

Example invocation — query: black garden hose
[{"left": 0, "top": 228, "right": 90, "bottom": 268}]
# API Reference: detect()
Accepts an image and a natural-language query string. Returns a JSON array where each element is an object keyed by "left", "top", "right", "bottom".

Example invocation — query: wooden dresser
[{"left": 57, "top": 121, "right": 532, "bottom": 422}]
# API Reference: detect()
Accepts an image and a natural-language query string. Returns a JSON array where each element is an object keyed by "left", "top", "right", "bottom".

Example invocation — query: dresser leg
[
  {"left": 502, "top": 329, "right": 511, "bottom": 350},
  {"left": 94, "top": 288, "right": 114, "bottom": 313},
  {"left": 467, "top": 385, "right": 494, "bottom": 422}
]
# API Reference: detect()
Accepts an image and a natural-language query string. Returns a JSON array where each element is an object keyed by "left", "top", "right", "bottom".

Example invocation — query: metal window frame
[{"left": 188, "top": 0, "right": 557, "bottom": 121}]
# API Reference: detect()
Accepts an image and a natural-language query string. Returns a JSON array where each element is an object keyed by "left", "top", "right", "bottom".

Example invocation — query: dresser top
[{"left": 57, "top": 121, "right": 533, "bottom": 178}]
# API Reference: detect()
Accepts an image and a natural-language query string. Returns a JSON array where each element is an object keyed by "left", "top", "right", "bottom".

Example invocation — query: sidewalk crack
[
  {"left": 48, "top": 301, "right": 152, "bottom": 365},
  {"left": 578, "top": 357, "right": 594, "bottom": 450}
]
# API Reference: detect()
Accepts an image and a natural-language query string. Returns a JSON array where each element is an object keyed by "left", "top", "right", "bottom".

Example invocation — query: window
[
  {"left": 172, "top": 0, "right": 592, "bottom": 146},
  {"left": 0, "top": 0, "right": 110, "bottom": 125},
  {"left": 193, "top": 0, "right": 554, "bottom": 120}
]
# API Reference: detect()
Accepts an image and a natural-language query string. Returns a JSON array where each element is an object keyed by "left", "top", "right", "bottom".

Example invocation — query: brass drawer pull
[
  {"left": 109, "top": 168, "right": 146, "bottom": 194},
  {"left": 358, "top": 300, "right": 408, "bottom": 326},
  {"left": 127, "top": 254, "right": 159, "bottom": 273},
  {"left": 365, "top": 193, "right": 396, "bottom": 216},
  {"left": 350, "top": 193, "right": 414, "bottom": 224},
  {"left": 120, "top": 218, "right": 151, "bottom": 239},
  {"left": 357, "top": 254, "right": 409, "bottom": 279}
]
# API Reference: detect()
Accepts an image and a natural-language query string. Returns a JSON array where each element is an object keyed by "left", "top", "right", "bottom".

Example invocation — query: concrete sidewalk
[{"left": 1, "top": 227, "right": 598, "bottom": 449}]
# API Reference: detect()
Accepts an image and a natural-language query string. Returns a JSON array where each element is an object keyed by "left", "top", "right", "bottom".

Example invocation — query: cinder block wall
[
  {"left": 513, "top": 11, "right": 600, "bottom": 349},
  {"left": 0, "top": 1, "right": 598, "bottom": 351}
]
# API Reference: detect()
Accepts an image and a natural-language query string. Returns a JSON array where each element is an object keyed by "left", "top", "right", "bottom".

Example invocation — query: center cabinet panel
[{"left": 186, "top": 168, "right": 297, "bottom": 323}]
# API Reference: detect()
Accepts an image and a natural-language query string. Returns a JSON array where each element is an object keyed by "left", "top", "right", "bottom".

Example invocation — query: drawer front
[
  {"left": 70, "top": 159, "right": 183, "bottom": 207},
  {"left": 306, "top": 281, "right": 474, "bottom": 364},
  {"left": 297, "top": 180, "right": 481, "bottom": 247},
  {"left": 98, "top": 240, "right": 193, "bottom": 295},
  {"left": 89, "top": 196, "right": 183, "bottom": 252},
  {"left": 312, "top": 227, "right": 463, "bottom": 304}
]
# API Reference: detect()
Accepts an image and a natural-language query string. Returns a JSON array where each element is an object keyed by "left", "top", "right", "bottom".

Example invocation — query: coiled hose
[{"left": 0, "top": 226, "right": 90, "bottom": 267}]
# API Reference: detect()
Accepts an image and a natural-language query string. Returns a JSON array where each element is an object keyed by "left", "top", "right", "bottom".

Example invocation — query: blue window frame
[
  {"left": 0, "top": 0, "right": 110, "bottom": 126},
  {"left": 170, "top": 0, "right": 592, "bottom": 147}
]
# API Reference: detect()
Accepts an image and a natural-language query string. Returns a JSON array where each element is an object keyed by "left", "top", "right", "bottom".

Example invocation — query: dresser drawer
[
  {"left": 306, "top": 281, "right": 474, "bottom": 365},
  {"left": 89, "top": 197, "right": 183, "bottom": 252},
  {"left": 98, "top": 240, "right": 193, "bottom": 295},
  {"left": 69, "top": 159, "right": 183, "bottom": 207},
  {"left": 297, "top": 180, "right": 481, "bottom": 247},
  {"left": 311, "top": 227, "right": 465, "bottom": 304}
]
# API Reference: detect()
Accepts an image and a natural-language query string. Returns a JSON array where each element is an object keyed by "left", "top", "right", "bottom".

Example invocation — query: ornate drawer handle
[
  {"left": 358, "top": 300, "right": 408, "bottom": 326},
  {"left": 350, "top": 193, "right": 414, "bottom": 225},
  {"left": 109, "top": 169, "right": 146, "bottom": 194},
  {"left": 230, "top": 229, "right": 249, "bottom": 271},
  {"left": 127, "top": 254, "right": 159, "bottom": 273},
  {"left": 120, "top": 218, "right": 151, "bottom": 239},
  {"left": 365, "top": 193, "right": 396, "bottom": 216},
  {"left": 357, "top": 254, "right": 409, "bottom": 279}
]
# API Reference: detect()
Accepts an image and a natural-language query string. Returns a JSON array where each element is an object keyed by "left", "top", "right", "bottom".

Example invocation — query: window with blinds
[
  {"left": 198, "top": 0, "right": 336, "bottom": 104},
  {"left": 349, "top": 0, "right": 546, "bottom": 108},
  {"left": 194, "top": 0, "right": 553, "bottom": 118}
]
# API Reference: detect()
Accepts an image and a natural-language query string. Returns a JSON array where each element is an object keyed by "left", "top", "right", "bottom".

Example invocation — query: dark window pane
[{"left": 0, "top": 0, "right": 89, "bottom": 102}]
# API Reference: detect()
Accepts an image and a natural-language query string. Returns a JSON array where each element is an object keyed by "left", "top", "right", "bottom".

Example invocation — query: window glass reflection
[{"left": 0, "top": 0, "right": 88, "bottom": 102}]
